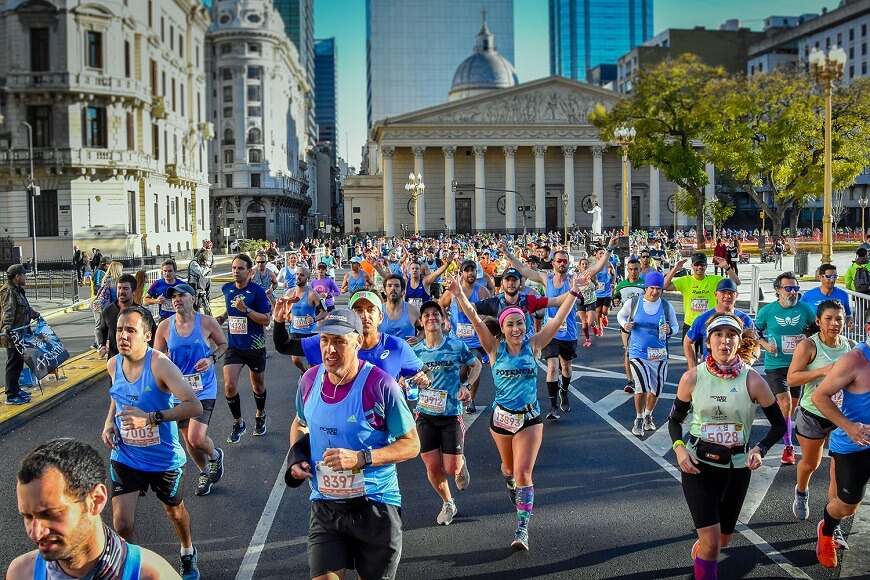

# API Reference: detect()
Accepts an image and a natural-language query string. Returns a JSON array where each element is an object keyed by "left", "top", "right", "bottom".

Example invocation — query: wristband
[
  {"left": 606, "top": 246, "right": 613, "bottom": 252},
  {"left": 569, "top": 290, "right": 582, "bottom": 299},
  {"left": 672, "top": 439, "right": 686, "bottom": 451}
]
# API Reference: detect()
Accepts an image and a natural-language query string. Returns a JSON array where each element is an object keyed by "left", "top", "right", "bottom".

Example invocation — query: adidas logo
[
  {"left": 347, "top": 415, "right": 357, "bottom": 423},
  {"left": 143, "top": 386, "right": 152, "bottom": 392},
  {"left": 730, "top": 387, "right": 737, "bottom": 393}
]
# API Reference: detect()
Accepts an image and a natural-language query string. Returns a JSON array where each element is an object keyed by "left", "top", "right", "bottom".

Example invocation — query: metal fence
[
  {"left": 843, "top": 288, "right": 870, "bottom": 345},
  {"left": 23, "top": 271, "right": 80, "bottom": 302}
]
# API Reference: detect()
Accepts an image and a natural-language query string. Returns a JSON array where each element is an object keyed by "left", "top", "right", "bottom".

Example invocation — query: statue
[{"left": 587, "top": 200, "right": 602, "bottom": 235}]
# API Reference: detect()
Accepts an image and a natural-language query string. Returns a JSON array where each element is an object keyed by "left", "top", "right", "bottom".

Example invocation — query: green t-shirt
[
  {"left": 672, "top": 274, "right": 724, "bottom": 327},
  {"left": 798, "top": 334, "right": 853, "bottom": 416},
  {"left": 755, "top": 300, "right": 816, "bottom": 370},
  {"left": 615, "top": 279, "right": 645, "bottom": 302}
]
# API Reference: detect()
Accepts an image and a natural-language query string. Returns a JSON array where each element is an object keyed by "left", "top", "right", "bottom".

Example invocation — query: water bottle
[
  {"left": 658, "top": 315, "right": 667, "bottom": 341},
  {"left": 406, "top": 382, "right": 419, "bottom": 401}
]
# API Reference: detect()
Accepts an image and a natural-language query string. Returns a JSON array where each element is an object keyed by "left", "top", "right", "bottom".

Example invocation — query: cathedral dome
[{"left": 449, "top": 15, "right": 518, "bottom": 101}]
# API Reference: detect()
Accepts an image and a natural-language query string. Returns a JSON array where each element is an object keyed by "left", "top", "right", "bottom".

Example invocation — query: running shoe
[
  {"left": 631, "top": 418, "right": 644, "bottom": 437},
  {"left": 546, "top": 407, "right": 560, "bottom": 420},
  {"left": 254, "top": 414, "right": 267, "bottom": 436},
  {"left": 583, "top": 338, "right": 591, "bottom": 347},
  {"left": 643, "top": 415, "right": 656, "bottom": 431},
  {"left": 437, "top": 501, "right": 457, "bottom": 525},
  {"left": 18, "top": 389, "right": 31, "bottom": 397},
  {"left": 558, "top": 388, "right": 571, "bottom": 412},
  {"left": 816, "top": 520, "right": 838, "bottom": 568},
  {"left": 512, "top": 526, "right": 529, "bottom": 550},
  {"left": 227, "top": 420, "right": 246, "bottom": 444},
  {"left": 465, "top": 400, "right": 477, "bottom": 414},
  {"left": 624, "top": 381, "right": 635, "bottom": 394},
  {"left": 781, "top": 445, "right": 796, "bottom": 465},
  {"left": 506, "top": 483, "right": 517, "bottom": 506},
  {"left": 833, "top": 525, "right": 849, "bottom": 550},
  {"left": 5, "top": 394, "right": 30, "bottom": 405},
  {"left": 602, "top": 315, "right": 609, "bottom": 328},
  {"left": 179, "top": 547, "right": 200, "bottom": 580},
  {"left": 793, "top": 486, "right": 809, "bottom": 521},
  {"left": 691, "top": 539, "right": 700, "bottom": 563},
  {"left": 207, "top": 448, "right": 224, "bottom": 484},
  {"left": 195, "top": 473, "right": 213, "bottom": 496},
  {"left": 455, "top": 458, "right": 471, "bottom": 491}
]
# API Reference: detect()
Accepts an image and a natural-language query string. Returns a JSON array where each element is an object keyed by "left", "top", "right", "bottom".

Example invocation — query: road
[{"left": 1, "top": 313, "right": 866, "bottom": 578}]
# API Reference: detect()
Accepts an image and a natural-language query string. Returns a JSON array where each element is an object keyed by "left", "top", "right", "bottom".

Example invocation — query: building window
[
  {"left": 247, "top": 127, "right": 261, "bottom": 144},
  {"left": 223, "top": 106, "right": 232, "bottom": 117},
  {"left": 178, "top": 34, "right": 183, "bottom": 58},
  {"left": 124, "top": 41, "right": 131, "bottom": 78},
  {"left": 249, "top": 149, "right": 262, "bottom": 163},
  {"left": 248, "top": 107, "right": 261, "bottom": 117},
  {"left": 175, "top": 196, "right": 180, "bottom": 231},
  {"left": 82, "top": 106, "right": 106, "bottom": 148},
  {"left": 220, "top": 43, "right": 231, "bottom": 55},
  {"left": 128, "top": 190, "right": 137, "bottom": 234},
  {"left": 863, "top": 43, "right": 867, "bottom": 56},
  {"left": 248, "top": 43, "right": 260, "bottom": 53},
  {"left": 152, "top": 123, "right": 159, "bottom": 158},
  {"left": 150, "top": 60, "right": 158, "bottom": 95},
  {"left": 247, "top": 66, "right": 260, "bottom": 80},
  {"left": 850, "top": 28, "right": 855, "bottom": 41},
  {"left": 863, "top": 61, "right": 868, "bottom": 75},
  {"left": 223, "top": 128, "right": 234, "bottom": 145},
  {"left": 224, "top": 149, "right": 233, "bottom": 164},
  {"left": 352, "top": 207, "right": 361, "bottom": 214},
  {"left": 153, "top": 196, "right": 160, "bottom": 233},
  {"left": 222, "top": 68, "right": 232, "bottom": 80},
  {"left": 223, "top": 86, "right": 232, "bottom": 102},
  {"left": 170, "top": 25, "right": 174, "bottom": 50},
  {"left": 126, "top": 112, "right": 134, "bottom": 151},
  {"left": 27, "top": 106, "right": 52, "bottom": 147},
  {"left": 31, "top": 189, "right": 58, "bottom": 237},
  {"left": 148, "top": 0, "right": 153, "bottom": 28},
  {"left": 180, "top": 83, "right": 185, "bottom": 116},
  {"left": 247, "top": 86, "right": 261, "bottom": 102},
  {"left": 863, "top": 23, "right": 867, "bottom": 37},
  {"left": 184, "top": 198, "right": 188, "bottom": 231},
  {"left": 251, "top": 174, "right": 261, "bottom": 187},
  {"left": 86, "top": 31, "right": 103, "bottom": 68},
  {"left": 171, "top": 79, "right": 176, "bottom": 111},
  {"left": 225, "top": 174, "right": 233, "bottom": 188},
  {"left": 166, "top": 197, "right": 172, "bottom": 232},
  {"left": 30, "top": 28, "right": 49, "bottom": 71}
]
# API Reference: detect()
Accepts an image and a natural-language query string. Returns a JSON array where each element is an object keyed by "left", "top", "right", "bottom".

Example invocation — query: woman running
[
  {"left": 786, "top": 299, "right": 853, "bottom": 547},
  {"left": 447, "top": 271, "right": 587, "bottom": 550},
  {"left": 412, "top": 300, "right": 482, "bottom": 526},
  {"left": 669, "top": 313, "right": 786, "bottom": 579},
  {"left": 575, "top": 257, "right": 599, "bottom": 347}
]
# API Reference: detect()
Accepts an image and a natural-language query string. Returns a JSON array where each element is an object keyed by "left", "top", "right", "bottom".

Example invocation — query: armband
[{"left": 668, "top": 398, "right": 691, "bottom": 424}]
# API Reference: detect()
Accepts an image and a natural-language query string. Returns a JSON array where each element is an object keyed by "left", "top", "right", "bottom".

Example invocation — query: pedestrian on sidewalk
[{"left": 0, "top": 264, "right": 41, "bottom": 405}]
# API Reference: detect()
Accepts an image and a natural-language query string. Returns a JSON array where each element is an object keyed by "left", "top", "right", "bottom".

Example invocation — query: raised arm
[
  {"left": 446, "top": 277, "right": 498, "bottom": 354},
  {"left": 585, "top": 234, "right": 619, "bottom": 277},
  {"left": 499, "top": 241, "right": 546, "bottom": 286},
  {"left": 664, "top": 257, "right": 688, "bottom": 291}
]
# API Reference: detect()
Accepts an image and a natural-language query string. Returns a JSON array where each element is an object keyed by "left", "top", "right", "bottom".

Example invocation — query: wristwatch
[
  {"left": 363, "top": 449, "right": 373, "bottom": 466},
  {"left": 460, "top": 381, "right": 471, "bottom": 390},
  {"left": 153, "top": 410, "right": 164, "bottom": 425},
  {"left": 245, "top": 307, "right": 252, "bottom": 314},
  {"left": 211, "top": 353, "right": 219, "bottom": 364}
]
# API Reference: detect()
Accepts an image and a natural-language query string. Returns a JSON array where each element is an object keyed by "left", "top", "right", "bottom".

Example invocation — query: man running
[
  {"left": 145, "top": 260, "right": 185, "bottom": 323},
  {"left": 615, "top": 259, "right": 646, "bottom": 393},
  {"left": 8, "top": 438, "right": 179, "bottom": 579},
  {"left": 801, "top": 263, "right": 854, "bottom": 330},
  {"left": 154, "top": 283, "right": 228, "bottom": 497},
  {"left": 683, "top": 278, "right": 754, "bottom": 369},
  {"left": 277, "top": 252, "right": 301, "bottom": 290},
  {"left": 100, "top": 305, "right": 203, "bottom": 579},
  {"left": 98, "top": 274, "right": 156, "bottom": 359},
  {"left": 380, "top": 274, "right": 422, "bottom": 340},
  {"left": 287, "top": 265, "right": 324, "bottom": 372},
  {"left": 215, "top": 254, "right": 272, "bottom": 443},
  {"left": 251, "top": 253, "right": 278, "bottom": 328},
  {"left": 341, "top": 256, "right": 373, "bottom": 294}
]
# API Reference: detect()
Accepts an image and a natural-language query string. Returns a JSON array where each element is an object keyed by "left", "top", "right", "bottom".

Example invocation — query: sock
[
  {"left": 226, "top": 394, "right": 241, "bottom": 420},
  {"left": 516, "top": 485, "right": 534, "bottom": 529},
  {"left": 560, "top": 375, "right": 571, "bottom": 392},
  {"left": 796, "top": 486, "right": 807, "bottom": 496},
  {"left": 636, "top": 412, "right": 643, "bottom": 419},
  {"left": 823, "top": 504, "right": 841, "bottom": 536},
  {"left": 254, "top": 390, "right": 267, "bottom": 413},
  {"left": 180, "top": 545, "right": 194, "bottom": 556},
  {"left": 546, "top": 381, "right": 558, "bottom": 408},
  {"left": 502, "top": 470, "right": 515, "bottom": 489},
  {"left": 583, "top": 326, "right": 590, "bottom": 339},
  {"left": 784, "top": 416, "right": 793, "bottom": 446},
  {"left": 643, "top": 410, "right": 651, "bottom": 418},
  {"left": 694, "top": 556, "right": 718, "bottom": 579}
]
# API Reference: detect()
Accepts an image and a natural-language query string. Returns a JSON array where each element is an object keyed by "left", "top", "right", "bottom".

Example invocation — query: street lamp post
[
  {"left": 24, "top": 122, "right": 38, "bottom": 274},
  {"left": 859, "top": 197, "right": 869, "bottom": 237},
  {"left": 405, "top": 173, "right": 424, "bottom": 235},
  {"left": 809, "top": 45, "right": 847, "bottom": 265},
  {"left": 614, "top": 126, "right": 636, "bottom": 236},
  {"left": 561, "top": 192, "right": 569, "bottom": 246}
]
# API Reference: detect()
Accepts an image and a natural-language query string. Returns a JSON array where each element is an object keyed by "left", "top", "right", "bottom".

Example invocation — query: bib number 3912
[
  {"left": 316, "top": 462, "right": 365, "bottom": 499},
  {"left": 493, "top": 407, "right": 524, "bottom": 434}
]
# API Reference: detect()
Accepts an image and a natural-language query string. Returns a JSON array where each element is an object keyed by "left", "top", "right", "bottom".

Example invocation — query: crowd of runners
[{"left": 7, "top": 230, "right": 870, "bottom": 580}]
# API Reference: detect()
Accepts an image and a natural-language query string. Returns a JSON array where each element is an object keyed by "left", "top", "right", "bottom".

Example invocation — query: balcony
[
  {"left": 0, "top": 147, "right": 160, "bottom": 175},
  {"left": 152, "top": 96, "right": 168, "bottom": 119},
  {"left": 6, "top": 72, "right": 149, "bottom": 100}
]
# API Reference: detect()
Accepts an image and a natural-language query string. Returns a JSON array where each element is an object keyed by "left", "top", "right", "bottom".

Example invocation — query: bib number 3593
[
  {"left": 493, "top": 407, "right": 524, "bottom": 434},
  {"left": 316, "top": 462, "right": 365, "bottom": 499}
]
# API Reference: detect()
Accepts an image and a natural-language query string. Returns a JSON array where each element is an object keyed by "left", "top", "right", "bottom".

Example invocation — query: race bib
[
  {"left": 456, "top": 323, "right": 474, "bottom": 339},
  {"left": 183, "top": 373, "right": 203, "bottom": 393},
  {"left": 691, "top": 298, "right": 709, "bottom": 313},
  {"left": 316, "top": 462, "right": 365, "bottom": 499},
  {"left": 120, "top": 424, "right": 160, "bottom": 447},
  {"left": 418, "top": 388, "right": 447, "bottom": 414},
  {"left": 781, "top": 335, "right": 800, "bottom": 354},
  {"left": 228, "top": 316, "right": 248, "bottom": 335},
  {"left": 647, "top": 347, "right": 667, "bottom": 361},
  {"left": 408, "top": 297, "right": 423, "bottom": 308},
  {"left": 700, "top": 422, "right": 745, "bottom": 447},
  {"left": 493, "top": 406, "right": 524, "bottom": 434},
  {"left": 292, "top": 315, "right": 313, "bottom": 330}
]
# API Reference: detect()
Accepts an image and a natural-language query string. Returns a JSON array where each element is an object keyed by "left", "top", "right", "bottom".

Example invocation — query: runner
[
  {"left": 100, "top": 305, "right": 204, "bottom": 579},
  {"left": 8, "top": 438, "right": 179, "bottom": 579},
  {"left": 616, "top": 272, "right": 678, "bottom": 436},
  {"left": 277, "top": 253, "right": 301, "bottom": 290},
  {"left": 800, "top": 264, "right": 854, "bottom": 330},
  {"left": 669, "top": 314, "right": 786, "bottom": 580},
  {"left": 97, "top": 273, "right": 156, "bottom": 359},
  {"left": 593, "top": 247, "right": 617, "bottom": 334},
  {"left": 311, "top": 262, "right": 341, "bottom": 311},
  {"left": 423, "top": 247, "right": 445, "bottom": 299},
  {"left": 215, "top": 254, "right": 272, "bottom": 443},
  {"left": 144, "top": 260, "right": 185, "bottom": 323},
  {"left": 412, "top": 300, "right": 482, "bottom": 525},
  {"left": 251, "top": 252, "right": 278, "bottom": 329},
  {"left": 446, "top": 270, "right": 589, "bottom": 550},
  {"left": 786, "top": 300, "right": 852, "bottom": 548},
  {"left": 615, "top": 259, "right": 646, "bottom": 394},
  {"left": 287, "top": 265, "right": 324, "bottom": 373},
  {"left": 406, "top": 259, "right": 449, "bottom": 309},
  {"left": 683, "top": 278, "right": 754, "bottom": 370},
  {"left": 154, "top": 283, "right": 229, "bottom": 497},
  {"left": 575, "top": 257, "right": 599, "bottom": 347},
  {"left": 379, "top": 274, "right": 421, "bottom": 340},
  {"left": 341, "top": 256, "right": 373, "bottom": 295},
  {"left": 755, "top": 272, "right": 816, "bottom": 465}
]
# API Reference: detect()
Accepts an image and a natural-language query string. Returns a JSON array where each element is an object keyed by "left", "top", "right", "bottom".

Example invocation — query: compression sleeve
[
  {"left": 273, "top": 322, "right": 306, "bottom": 356},
  {"left": 757, "top": 402, "right": 787, "bottom": 456},
  {"left": 668, "top": 397, "right": 691, "bottom": 444}
]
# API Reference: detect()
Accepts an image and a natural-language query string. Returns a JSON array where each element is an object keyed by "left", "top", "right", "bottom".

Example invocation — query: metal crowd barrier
[{"left": 843, "top": 288, "right": 870, "bottom": 344}]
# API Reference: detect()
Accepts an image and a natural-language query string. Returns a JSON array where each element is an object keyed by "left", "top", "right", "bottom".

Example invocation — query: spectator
[
  {"left": 0, "top": 265, "right": 40, "bottom": 405},
  {"left": 845, "top": 248, "right": 870, "bottom": 293}
]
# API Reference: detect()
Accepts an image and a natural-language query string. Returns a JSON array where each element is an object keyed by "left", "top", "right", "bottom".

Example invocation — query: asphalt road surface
[{"left": 1, "top": 313, "right": 867, "bottom": 579}]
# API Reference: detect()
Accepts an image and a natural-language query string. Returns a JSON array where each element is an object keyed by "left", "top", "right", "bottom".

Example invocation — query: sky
[{"left": 312, "top": 0, "right": 834, "bottom": 170}]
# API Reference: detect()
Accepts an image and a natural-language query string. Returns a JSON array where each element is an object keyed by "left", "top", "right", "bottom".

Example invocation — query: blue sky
[{"left": 313, "top": 0, "right": 833, "bottom": 168}]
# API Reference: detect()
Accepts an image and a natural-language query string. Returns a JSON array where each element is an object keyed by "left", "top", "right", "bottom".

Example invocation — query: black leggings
[{"left": 681, "top": 460, "right": 751, "bottom": 534}]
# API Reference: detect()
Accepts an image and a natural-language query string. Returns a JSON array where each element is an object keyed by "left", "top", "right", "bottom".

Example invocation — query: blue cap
[
  {"left": 645, "top": 271, "right": 664, "bottom": 288},
  {"left": 165, "top": 283, "right": 195, "bottom": 298},
  {"left": 502, "top": 268, "right": 522, "bottom": 280},
  {"left": 716, "top": 278, "right": 739, "bottom": 292}
]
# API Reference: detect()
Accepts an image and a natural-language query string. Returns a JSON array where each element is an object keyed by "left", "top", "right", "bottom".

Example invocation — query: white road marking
[{"left": 739, "top": 444, "right": 786, "bottom": 522}]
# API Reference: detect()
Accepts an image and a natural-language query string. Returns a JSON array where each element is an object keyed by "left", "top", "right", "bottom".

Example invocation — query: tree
[
  {"left": 590, "top": 54, "right": 727, "bottom": 248},
  {"left": 706, "top": 196, "right": 736, "bottom": 240}
]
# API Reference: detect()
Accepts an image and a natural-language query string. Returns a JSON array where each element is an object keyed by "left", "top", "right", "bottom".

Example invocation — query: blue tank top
[
  {"left": 167, "top": 313, "right": 217, "bottom": 402},
  {"left": 290, "top": 291, "right": 317, "bottom": 334},
  {"left": 545, "top": 274, "right": 578, "bottom": 341},
  {"left": 405, "top": 278, "right": 430, "bottom": 309},
  {"left": 380, "top": 302, "right": 415, "bottom": 339},
  {"left": 252, "top": 270, "right": 272, "bottom": 293},
  {"left": 491, "top": 340, "right": 540, "bottom": 413},
  {"left": 305, "top": 363, "right": 402, "bottom": 506},
  {"left": 347, "top": 270, "right": 367, "bottom": 294},
  {"left": 110, "top": 349, "right": 186, "bottom": 471},
  {"left": 595, "top": 268, "right": 613, "bottom": 298},
  {"left": 627, "top": 300, "right": 668, "bottom": 361},
  {"left": 450, "top": 284, "right": 483, "bottom": 349},
  {"left": 425, "top": 258, "right": 443, "bottom": 283},
  {"left": 830, "top": 343, "right": 870, "bottom": 454},
  {"left": 33, "top": 544, "right": 141, "bottom": 580}
]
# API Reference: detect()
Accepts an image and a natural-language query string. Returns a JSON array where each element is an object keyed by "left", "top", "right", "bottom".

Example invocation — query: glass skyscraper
[
  {"left": 549, "top": 0, "right": 653, "bottom": 83},
  {"left": 315, "top": 38, "right": 338, "bottom": 159}
]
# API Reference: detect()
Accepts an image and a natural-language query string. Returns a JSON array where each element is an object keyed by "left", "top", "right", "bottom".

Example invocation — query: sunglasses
[
  {"left": 256, "top": 261, "right": 266, "bottom": 264},
  {"left": 553, "top": 258, "right": 569, "bottom": 264},
  {"left": 780, "top": 286, "right": 800, "bottom": 293},
  {"left": 821, "top": 274, "right": 839, "bottom": 280}
]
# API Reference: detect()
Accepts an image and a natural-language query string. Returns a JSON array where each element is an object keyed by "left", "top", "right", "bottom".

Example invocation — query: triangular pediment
[{"left": 375, "top": 76, "right": 619, "bottom": 129}]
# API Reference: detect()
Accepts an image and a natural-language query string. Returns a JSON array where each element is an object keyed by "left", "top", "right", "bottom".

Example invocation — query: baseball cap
[
  {"left": 6, "top": 264, "right": 26, "bottom": 277},
  {"left": 165, "top": 283, "right": 195, "bottom": 298},
  {"left": 716, "top": 278, "right": 739, "bottom": 293},
  {"left": 706, "top": 314, "right": 744, "bottom": 334},
  {"left": 349, "top": 256, "right": 363, "bottom": 264},
  {"left": 317, "top": 262, "right": 327, "bottom": 269},
  {"left": 460, "top": 259, "right": 477, "bottom": 271},
  {"left": 349, "top": 290, "right": 382, "bottom": 310},
  {"left": 691, "top": 252, "right": 708, "bottom": 265},
  {"left": 502, "top": 268, "right": 522, "bottom": 280},
  {"left": 644, "top": 271, "right": 664, "bottom": 288},
  {"left": 313, "top": 308, "right": 363, "bottom": 335},
  {"left": 419, "top": 300, "right": 444, "bottom": 317}
]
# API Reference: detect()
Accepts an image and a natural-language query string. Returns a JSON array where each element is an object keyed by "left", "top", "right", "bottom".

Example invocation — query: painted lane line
[{"left": 738, "top": 444, "right": 785, "bottom": 523}]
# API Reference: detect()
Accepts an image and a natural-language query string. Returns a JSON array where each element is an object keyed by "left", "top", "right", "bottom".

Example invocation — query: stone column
[
  {"left": 473, "top": 146, "right": 487, "bottom": 230},
  {"left": 649, "top": 165, "right": 661, "bottom": 227},
  {"left": 381, "top": 146, "right": 395, "bottom": 236},
  {"left": 504, "top": 146, "right": 518, "bottom": 230},
  {"left": 443, "top": 146, "right": 456, "bottom": 233},
  {"left": 591, "top": 145, "right": 605, "bottom": 227},
  {"left": 562, "top": 146, "right": 576, "bottom": 228},
  {"left": 412, "top": 146, "right": 427, "bottom": 233},
  {"left": 533, "top": 145, "right": 547, "bottom": 230}
]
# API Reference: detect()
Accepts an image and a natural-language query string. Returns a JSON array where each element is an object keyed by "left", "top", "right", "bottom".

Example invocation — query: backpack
[
  {"left": 92, "top": 278, "right": 112, "bottom": 311},
  {"left": 626, "top": 295, "right": 675, "bottom": 338},
  {"left": 854, "top": 266, "right": 870, "bottom": 294}
]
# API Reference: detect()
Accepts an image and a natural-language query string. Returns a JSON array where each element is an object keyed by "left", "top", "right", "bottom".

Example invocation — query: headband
[{"left": 498, "top": 307, "right": 525, "bottom": 326}]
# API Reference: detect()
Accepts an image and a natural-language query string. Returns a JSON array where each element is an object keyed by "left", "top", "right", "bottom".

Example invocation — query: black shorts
[
  {"left": 429, "top": 284, "right": 443, "bottom": 299},
  {"left": 581, "top": 302, "right": 596, "bottom": 313},
  {"left": 489, "top": 407, "right": 543, "bottom": 436},
  {"left": 764, "top": 368, "right": 797, "bottom": 397},
  {"left": 596, "top": 297, "right": 612, "bottom": 308},
  {"left": 224, "top": 347, "right": 267, "bottom": 373},
  {"left": 308, "top": 499, "right": 402, "bottom": 579},
  {"left": 494, "top": 275, "right": 503, "bottom": 288},
  {"left": 681, "top": 460, "right": 751, "bottom": 534},
  {"left": 795, "top": 407, "right": 836, "bottom": 440},
  {"left": 178, "top": 398, "right": 216, "bottom": 429},
  {"left": 415, "top": 412, "right": 464, "bottom": 455},
  {"left": 541, "top": 338, "right": 577, "bottom": 361},
  {"left": 110, "top": 460, "right": 185, "bottom": 507},
  {"left": 831, "top": 448, "right": 870, "bottom": 505}
]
